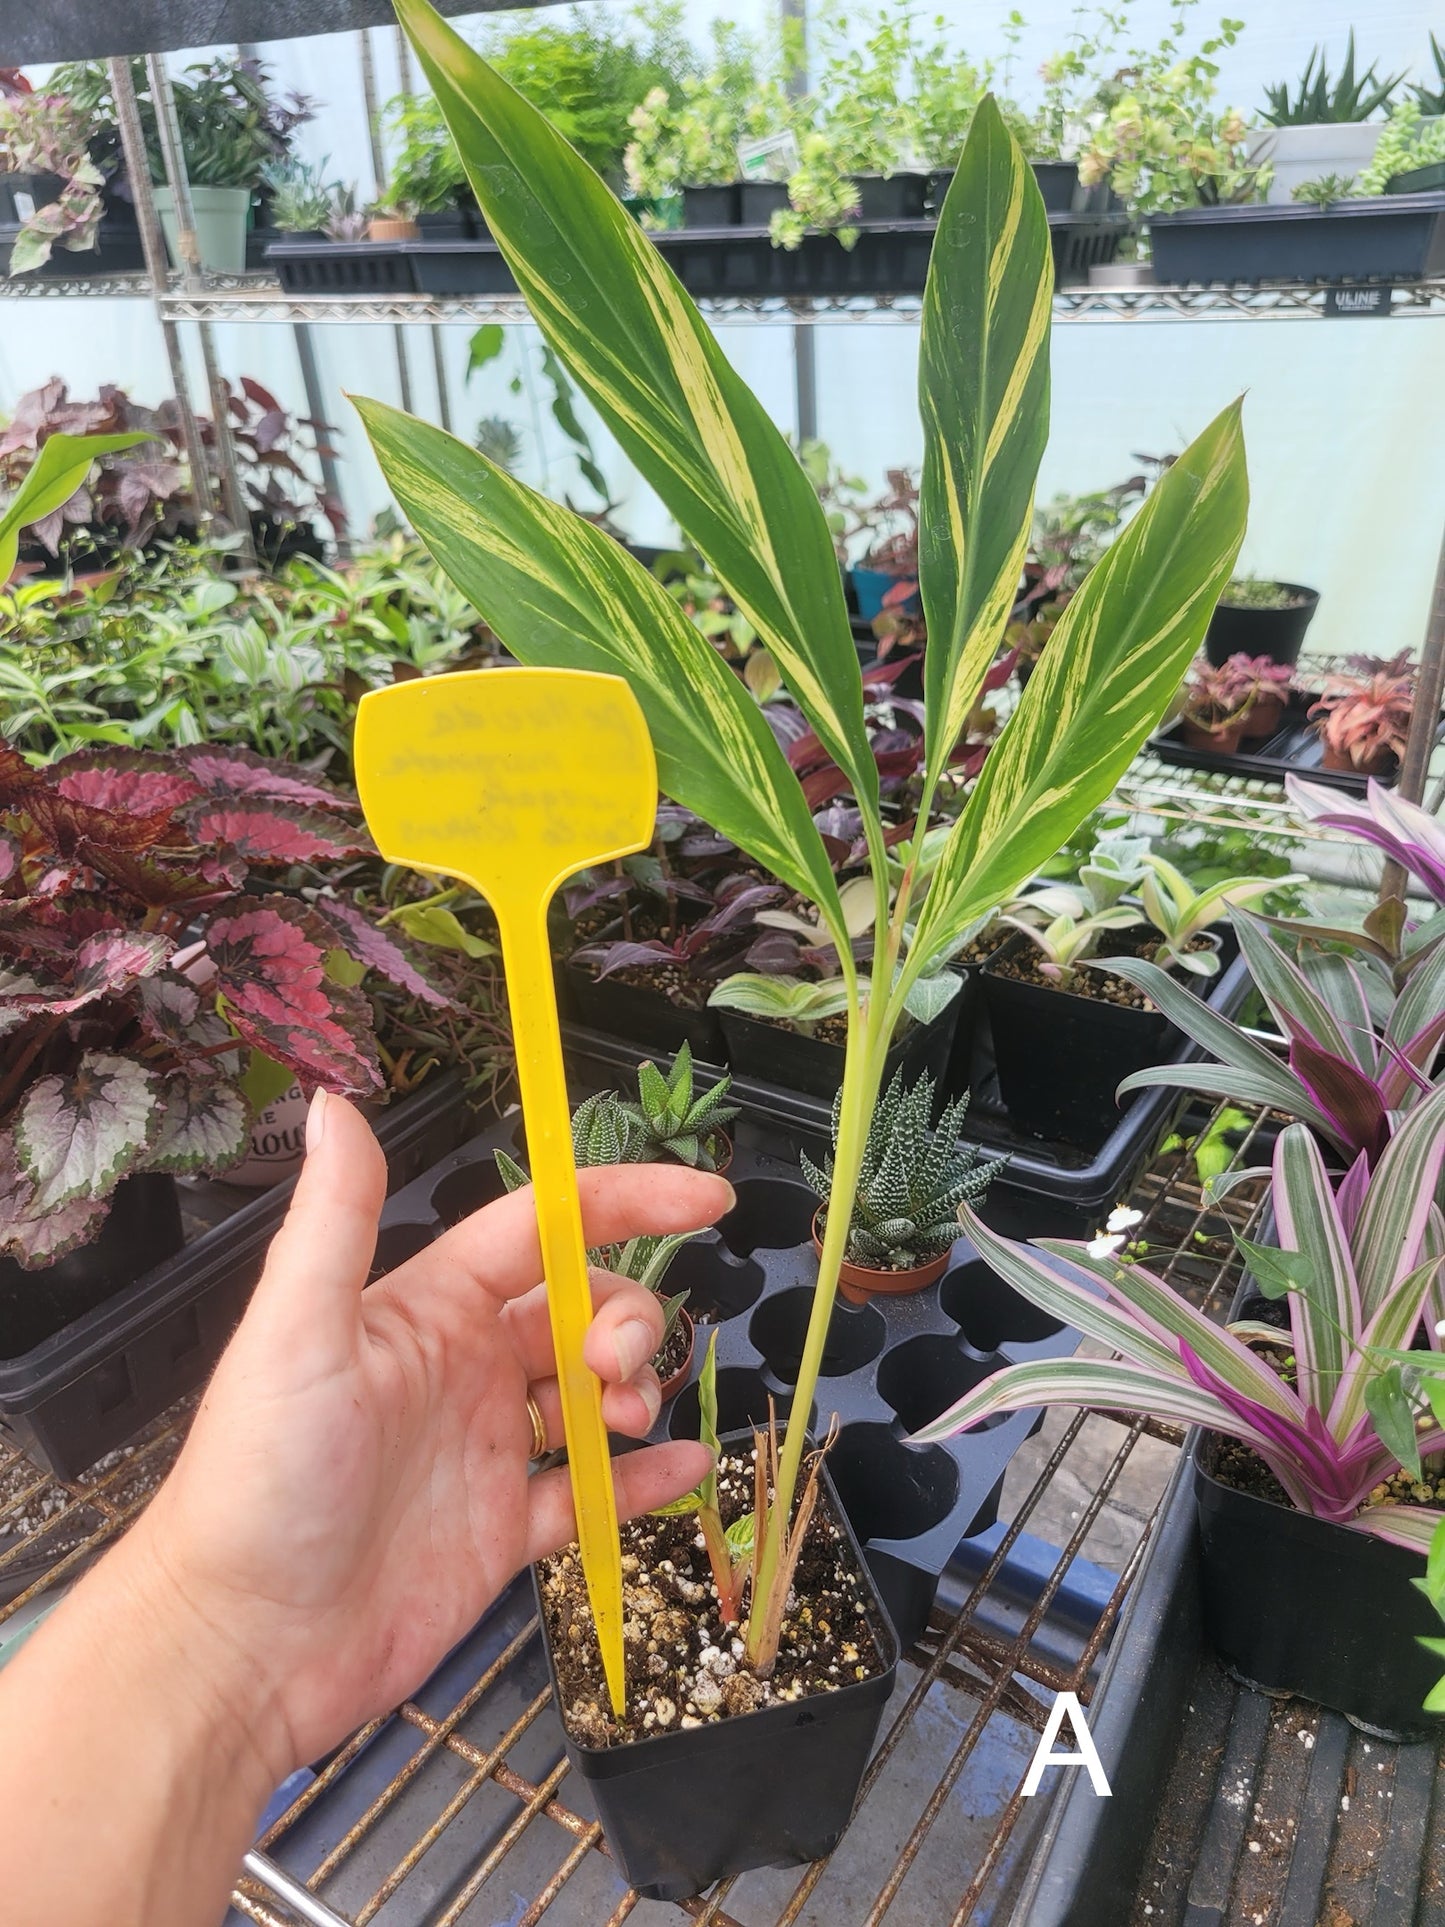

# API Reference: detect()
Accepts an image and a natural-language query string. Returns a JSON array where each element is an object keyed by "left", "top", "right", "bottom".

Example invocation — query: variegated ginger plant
[{"left": 355, "top": 0, "right": 1250, "bottom": 1678}]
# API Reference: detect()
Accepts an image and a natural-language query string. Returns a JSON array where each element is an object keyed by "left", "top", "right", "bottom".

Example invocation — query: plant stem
[{"left": 377, "top": 884, "right": 459, "bottom": 927}]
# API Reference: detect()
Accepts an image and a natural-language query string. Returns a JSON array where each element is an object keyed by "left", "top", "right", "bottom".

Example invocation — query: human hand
[{"left": 117, "top": 1090, "right": 725, "bottom": 1788}]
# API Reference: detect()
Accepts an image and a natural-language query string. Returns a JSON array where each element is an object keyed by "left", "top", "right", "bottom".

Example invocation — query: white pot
[
  {"left": 1088, "top": 261, "right": 1154, "bottom": 288},
  {"left": 1246, "top": 123, "right": 1384, "bottom": 205},
  {"left": 152, "top": 184, "right": 251, "bottom": 275},
  {"left": 226, "top": 1081, "right": 308, "bottom": 1188}
]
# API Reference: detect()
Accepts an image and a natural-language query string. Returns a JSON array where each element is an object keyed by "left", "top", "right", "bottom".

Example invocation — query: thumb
[{"left": 244, "top": 1091, "right": 388, "bottom": 1360}]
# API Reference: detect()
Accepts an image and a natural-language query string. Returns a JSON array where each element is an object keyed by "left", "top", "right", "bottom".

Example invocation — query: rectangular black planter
[
  {"left": 1193, "top": 1429, "right": 1442, "bottom": 1740},
  {"left": 561, "top": 954, "right": 725, "bottom": 1064},
  {"left": 1148, "top": 191, "right": 1445, "bottom": 285},
  {"left": 0, "top": 1072, "right": 473, "bottom": 1477},
  {"left": 980, "top": 932, "right": 1177, "bottom": 1151},
  {"left": 682, "top": 182, "right": 742, "bottom": 227},
  {"left": 533, "top": 1430, "right": 899, "bottom": 1901},
  {"left": 716, "top": 990, "right": 959, "bottom": 1106},
  {"left": 1150, "top": 690, "right": 1380, "bottom": 794}
]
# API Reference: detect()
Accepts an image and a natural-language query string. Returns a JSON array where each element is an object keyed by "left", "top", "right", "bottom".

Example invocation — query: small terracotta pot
[
  {"left": 811, "top": 1209, "right": 950, "bottom": 1307},
  {"left": 1240, "top": 692, "right": 1286, "bottom": 741},
  {"left": 1320, "top": 744, "right": 1392, "bottom": 777},
  {"left": 1181, "top": 717, "right": 1246, "bottom": 756},
  {"left": 656, "top": 1307, "right": 696, "bottom": 1401},
  {"left": 706, "top": 1131, "right": 734, "bottom": 1179},
  {"left": 368, "top": 215, "right": 421, "bottom": 241}
]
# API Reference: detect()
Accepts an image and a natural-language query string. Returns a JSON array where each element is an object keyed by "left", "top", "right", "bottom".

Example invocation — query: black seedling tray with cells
[{"left": 370, "top": 1102, "right": 1083, "bottom": 1652}]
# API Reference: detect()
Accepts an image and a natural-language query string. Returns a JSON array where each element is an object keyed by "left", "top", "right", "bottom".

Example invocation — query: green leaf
[
  {"left": 1235, "top": 1234, "right": 1316, "bottom": 1302},
  {"left": 698, "top": 1328, "right": 720, "bottom": 1511},
  {"left": 1365, "top": 1366, "right": 1422, "bottom": 1481},
  {"left": 391, "top": 901, "right": 497, "bottom": 958},
  {"left": 909, "top": 400, "right": 1248, "bottom": 971},
  {"left": 725, "top": 1511, "right": 755, "bottom": 1559},
  {"left": 493, "top": 1147, "right": 530, "bottom": 1193},
  {"left": 466, "top": 323, "right": 505, "bottom": 379},
  {"left": 901, "top": 969, "right": 964, "bottom": 1026},
  {"left": 324, "top": 946, "right": 369, "bottom": 989},
  {"left": 648, "top": 1491, "right": 705, "bottom": 1517},
  {"left": 355, "top": 397, "right": 846, "bottom": 945},
  {"left": 240, "top": 1050, "right": 299, "bottom": 1114},
  {"left": 0, "top": 431, "right": 152, "bottom": 583},
  {"left": 390, "top": 0, "right": 877, "bottom": 823},
  {"left": 919, "top": 96, "right": 1051, "bottom": 776}
]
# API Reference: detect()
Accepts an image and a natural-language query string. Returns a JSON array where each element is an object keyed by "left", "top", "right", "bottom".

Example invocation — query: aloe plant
[
  {"left": 916, "top": 1088, "right": 1445, "bottom": 1554},
  {"left": 356, "top": 0, "right": 1248, "bottom": 1680},
  {"left": 622, "top": 1042, "right": 737, "bottom": 1170}
]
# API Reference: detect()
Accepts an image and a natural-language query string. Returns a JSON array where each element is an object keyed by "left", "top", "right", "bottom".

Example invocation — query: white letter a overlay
[{"left": 1021, "top": 1691, "right": 1111, "bottom": 1797}]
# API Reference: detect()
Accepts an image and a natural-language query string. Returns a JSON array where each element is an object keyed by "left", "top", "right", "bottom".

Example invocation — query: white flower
[
  {"left": 1106, "top": 1206, "right": 1144, "bottom": 1234},
  {"left": 1434, "top": 1319, "right": 1445, "bottom": 1338},
  {"left": 1087, "top": 1232, "right": 1126, "bottom": 1259}
]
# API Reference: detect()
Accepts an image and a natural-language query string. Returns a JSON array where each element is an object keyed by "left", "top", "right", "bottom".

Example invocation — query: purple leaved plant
[
  {"left": 1287, "top": 774, "right": 1445, "bottom": 910},
  {"left": 0, "top": 744, "right": 453, "bottom": 1267},
  {"left": 916, "top": 1090, "right": 1445, "bottom": 1553},
  {"left": 574, "top": 875, "right": 783, "bottom": 987}
]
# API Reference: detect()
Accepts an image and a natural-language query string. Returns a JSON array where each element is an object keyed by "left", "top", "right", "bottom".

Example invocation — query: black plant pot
[
  {"left": 682, "top": 182, "right": 741, "bottom": 227},
  {"left": 980, "top": 934, "right": 1177, "bottom": 1150},
  {"left": 852, "top": 172, "right": 928, "bottom": 222},
  {"left": 0, "top": 1174, "right": 184, "bottom": 1363},
  {"left": 739, "top": 180, "right": 790, "bottom": 226},
  {"left": 1030, "top": 159, "right": 1081, "bottom": 212},
  {"left": 1192, "top": 1434, "right": 1443, "bottom": 1741},
  {"left": 562, "top": 955, "right": 725, "bottom": 1065},
  {"left": 718, "top": 992, "right": 959, "bottom": 1106},
  {"left": 533, "top": 1430, "right": 899, "bottom": 1901},
  {"left": 1204, "top": 584, "right": 1320, "bottom": 668}
]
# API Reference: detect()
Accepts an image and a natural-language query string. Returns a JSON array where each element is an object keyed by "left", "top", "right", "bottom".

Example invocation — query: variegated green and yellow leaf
[
  {"left": 392, "top": 0, "right": 876, "bottom": 818},
  {"left": 1349, "top": 1504, "right": 1442, "bottom": 1554},
  {"left": 910, "top": 1355, "right": 1263, "bottom": 1447},
  {"left": 353, "top": 397, "right": 845, "bottom": 937},
  {"left": 919, "top": 95, "right": 1051, "bottom": 775},
  {"left": 907, "top": 399, "right": 1248, "bottom": 972},
  {"left": 1, "top": 430, "right": 150, "bottom": 583}
]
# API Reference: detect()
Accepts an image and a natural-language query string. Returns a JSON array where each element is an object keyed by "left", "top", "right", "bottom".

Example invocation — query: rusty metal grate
[{"left": 0, "top": 1101, "right": 1272, "bottom": 1927}]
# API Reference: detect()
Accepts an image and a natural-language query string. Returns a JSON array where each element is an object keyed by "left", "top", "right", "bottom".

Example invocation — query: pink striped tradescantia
[
  {"left": 1286, "top": 773, "right": 1445, "bottom": 910},
  {"left": 915, "top": 1088, "right": 1445, "bottom": 1554}
]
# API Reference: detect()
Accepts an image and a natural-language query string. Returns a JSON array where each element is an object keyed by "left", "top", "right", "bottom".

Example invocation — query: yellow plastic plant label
[{"left": 354, "top": 667, "right": 658, "bottom": 1715}]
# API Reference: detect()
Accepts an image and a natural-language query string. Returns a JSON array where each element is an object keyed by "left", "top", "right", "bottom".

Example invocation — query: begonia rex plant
[{"left": 354, "top": 0, "right": 1249, "bottom": 1681}]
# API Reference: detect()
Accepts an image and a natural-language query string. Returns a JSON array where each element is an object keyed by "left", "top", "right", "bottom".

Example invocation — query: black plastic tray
[
  {"left": 0, "top": 217, "right": 146, "bottom": 277},
  {"left": 267, "top": 210, "right": 1126, "bottom": 301},
  {"left": 0, "top": 1073, "right": 474, "bottom": 1478},
  {"left": 563, "top": 948, "right": 1250, "bottom": 1244},
  {"left": 1007, "top": 1449, "right": 1445, "bottom": 1926},
  {"left": 1150, "top": 691, "right": 1378, "bottom": 794},
  {"left": 1148, "top": 190, "right": 1445, "bottom": 286},
  {"left": 370, "top": 1096, "right": 1083, "bottom": 1651}
]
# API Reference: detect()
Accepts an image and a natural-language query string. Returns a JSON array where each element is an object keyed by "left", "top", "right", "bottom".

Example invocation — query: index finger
[{"left": 425, "top": 1162, "right": 734, "bottom": 1304}]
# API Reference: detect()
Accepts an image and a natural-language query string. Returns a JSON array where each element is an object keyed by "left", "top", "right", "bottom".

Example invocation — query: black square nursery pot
[
  {"left": 561, "top": 954, "right": 725, "bottom": 1064},
  {"left": 1192, "top": 1433, "right": 1443, "bottom": 1741},
  {"left": 980, "top": 933, "right": 1178, "bottom": 1151},
  {"left": 1148, "top": 191, "right": 1445, "bottom": 286},
  {"left": 716, "top": 993, "right": 959, "bottom": 1106},
  {"left": 533, "top": 1430, "right": 899, "bottom": 1902},
  {"left": 1204, "top": 582, "right": 1319, "bottom": 667}
]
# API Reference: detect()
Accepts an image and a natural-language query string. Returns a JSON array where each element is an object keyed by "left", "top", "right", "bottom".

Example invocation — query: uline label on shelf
[{"left": 1325, "top": 285, "right": 1394, "bottom": 318}]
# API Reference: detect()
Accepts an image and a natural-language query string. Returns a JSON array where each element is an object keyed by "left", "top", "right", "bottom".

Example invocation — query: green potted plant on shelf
[
  {"left": 917, "top": 1092, "right": 1445, "bottom": 1739},
  {"left": 354, "top": 0, "right": 1248, "bottom": 1892},
  {"left": 1354, "top": 100, "right": 1445, "bottom": 196},
  {"left": 260, "top": 156, "right": 341, "bottom": 239},
  {"left": 803, "top": 1070, "right": 998, "bottom": 1303},
  {"left": 624, "top": 25, "right": 785, "bottom": 228},
  {"left": 380, "top": 92, "right": 478, "bottom": 234},
  {"left": 0, "top": 81, "right": 110, "bottom": 276},
  {"left": 1249, "top": 32, "right": 1406, "bottom": 204},
  {"left": 1204, "top": 572, "right": 1320, "bottom": 666}
]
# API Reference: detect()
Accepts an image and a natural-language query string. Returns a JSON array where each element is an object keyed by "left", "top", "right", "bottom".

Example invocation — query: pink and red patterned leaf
[
  {"left": 55, "top": 760, "right": 201, "bottom": 817},
  {"left": 316, "top": 899, "right": 457, "bottom": 1009},
  {"left": 0, "top": 746, "right": 40, "bottom": 805},
  {"left": 0, "top": 930, "right": 171, "bottom": 1019},
  {"left": 205, "top": 896, "right": 382, "bottom": 1094},
  {"left": 20, "top": 788, "right": 182, "bottom": 859},
  {"left": 0, "top": 830, "right": 18, "bottom": 884},
  {"left": 140, "top": 1075, "right": 251, "bottom": 1176},
  {"left": 182, "top": 745, "right": 356, "bottom": 813},
  {"left": 14, "top": 1049, "right": 163, "bottom": 1212},
  {"left": 137, "top": 975, "right": 232, "bottom": 1052},
  {"left": 182, "top": 800, "right": 373, "bottom": 865},
  {"left": 0, "top": 1134, "right": 111, "bottom": 1268}
]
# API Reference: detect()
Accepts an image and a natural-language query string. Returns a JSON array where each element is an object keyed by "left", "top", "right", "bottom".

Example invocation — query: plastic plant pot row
[
  {"left": 560, "top": 947, "right": 1252, "bottom": 1246},
  {"left": 365, "top": 1101, "right": 1084, "bottom": 1654},
  {"left": 1149, "top": 690, "right": 1379, "bottom": 794},
  {"left": 0, "top": 1072, "right": 473, "bottom": 1479},
  {"left": 266, "top": 209, "right": 1125, "bottom": 299}
]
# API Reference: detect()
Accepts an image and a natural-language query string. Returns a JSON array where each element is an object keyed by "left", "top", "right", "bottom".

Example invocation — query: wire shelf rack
[
  {"left": 5, "top": 272, "right": 1444, "bottom": 325},
  {"left": 0, "top": 1100, "right": 1273, "bottom": 1927}
]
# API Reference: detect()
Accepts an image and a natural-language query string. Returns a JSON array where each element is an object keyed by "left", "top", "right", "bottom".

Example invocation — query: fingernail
[
  {"left": 636, "top": 1372, "right": 661, "bottom": 1429},
  {"left": 614, "top": 1318, "right": 656, "bottom": 1379},
  {"left": 306, "top": 1088, "right": 328, "bottom": 1156},
  {"left": 717, "top": 1179, "right": 737, "bottom": 1211}
]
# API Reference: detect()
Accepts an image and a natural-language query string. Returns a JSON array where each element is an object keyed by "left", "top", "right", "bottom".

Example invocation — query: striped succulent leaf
[
  {"left": 919, "top": 96, "right": 1051, "bottom": 776},
  {"left": 354, "top": 397, "right": 846, "bottom": 942},
  {"left": 389, "top": 0, "right": 876, "bottom": 821},
  {"left": 908, "top": 399, "right": 1248, "bottom": 973}
]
